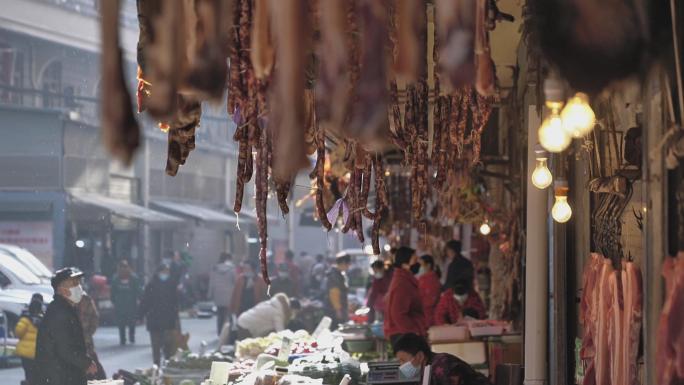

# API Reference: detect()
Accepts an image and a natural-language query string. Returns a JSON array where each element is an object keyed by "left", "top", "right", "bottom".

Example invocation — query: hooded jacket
[
  {"left": 15, "top": 312, "right": 41, "bottom": 359},
  {"left": 35, "top": 295, "right": 91, "bottom": 385},
  {"left": 208, "top": 261, "right": 237, "bottom": 307},
  {"left": 236, "top": 293, "right": 291, "bottom": 337}
]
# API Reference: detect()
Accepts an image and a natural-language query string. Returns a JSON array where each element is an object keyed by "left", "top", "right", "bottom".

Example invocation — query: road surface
[{"left": 0, "top": 316, "right": 218, "bottom": 384}]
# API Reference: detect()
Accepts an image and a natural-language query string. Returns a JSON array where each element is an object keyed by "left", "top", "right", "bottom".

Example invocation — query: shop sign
[{"left": 0, "top": 221, "right": 53, "bottom": 268}]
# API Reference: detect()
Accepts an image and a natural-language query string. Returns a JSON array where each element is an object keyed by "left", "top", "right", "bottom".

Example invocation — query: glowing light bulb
[
  {"left": 479, "top": 222, "right": 491, "bottom": 235},
  {"left": 561, "top": 92, "right": 595, "bottom": 138},
  {"left": 552, "top": 184, "right": 572, "bottom": 223},
  {"left": 531, "top": 158, "right": 553, "bottom": 189},
  {"left": 539, "top": 111, "right": 571, "bottom": 153}
]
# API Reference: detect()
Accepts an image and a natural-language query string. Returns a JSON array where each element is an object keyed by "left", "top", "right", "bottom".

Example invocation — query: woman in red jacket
[
  {"left": 384, "top": 247, "right": 426, "bottom": 345},
  {"left": 434, "top": 280, "right": 487, "bottom": 325},
  {"left": 417, "top": 255, "right": 441, "bottom": 328}
]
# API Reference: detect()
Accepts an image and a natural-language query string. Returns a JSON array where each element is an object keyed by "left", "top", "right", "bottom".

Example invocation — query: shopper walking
[
  {"left": 417, "top": 255, "right": 442, "bottom": 328},
  {"left": 324, "top": 253, "right": 351, "bottom": 328},
  {"left": 78, "top": 291, "right": 106, "bottom": 380},
  {"left": 208, "top": 253, "right": 237, "bottom": 335},
  {"left": 444, "top": 240, "right": 475, "bottom": 291},
  {"left": 35, "top": 268, "right": 97, "bottom": 385},
  {"left": 384, "top": 247, "right": 426, "bottom": 345},
  {"left": 15, "top": 297, "right": 43, "bottom": 385},
  {"left": 139, "top": 264, "right": 181, "bottom": 366},
  {"left": 111, "top": 260, "right": 141, "bottom": 345}
]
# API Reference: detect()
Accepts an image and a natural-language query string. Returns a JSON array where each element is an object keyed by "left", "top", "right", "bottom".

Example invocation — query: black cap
[{"left": 51, "top": 267, "right": 84, "bottom": 290}]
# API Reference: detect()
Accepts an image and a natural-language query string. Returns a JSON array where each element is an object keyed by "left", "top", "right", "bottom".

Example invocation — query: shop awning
[
  {"left": 70, "top": 193, "right": 184, "bottom": 226},
  {"left": 151, "top": 200, "right": 237, "bottom": 225}
]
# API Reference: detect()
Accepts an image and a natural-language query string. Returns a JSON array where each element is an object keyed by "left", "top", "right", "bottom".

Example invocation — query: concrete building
[{"left": 0, "top": 0, "right": 290, "bottom": 283}]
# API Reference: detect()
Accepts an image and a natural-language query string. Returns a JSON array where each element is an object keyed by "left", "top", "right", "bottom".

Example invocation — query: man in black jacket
[
  {"left": 35, "top": 268, "right": 97, "bottom": 385},
  {"left": 139, "top": 263, "right": 180, "bottom": 365},
  {"left": 444, "top": 240, "right": 475, "bottom": 292},
  {"left": 324, "top": 254, "right": 351, "bottom": 328}
]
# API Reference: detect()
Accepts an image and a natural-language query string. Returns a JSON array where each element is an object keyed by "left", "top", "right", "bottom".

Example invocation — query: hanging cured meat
[
  {"left": 185, "top": 0, "right": 234, "bottom": 101},
  {"left": 165, "top": 95, "right": 202, "bottom": 176},
  {"left": 394, "top": 0, "right": 424, "bottom": 83},
  {"left": 346, "top": 0, "right": 390, "bottom": 142},
  {"left": 435, "top": 0, "right": 476, "bottom": 93},
  {"left": 250, "top": 0, "right": 274, "bottom": 80},
  {"left": 657, "top": 254, "right": 684, "bottom": 385},
  {"left": 474, "top": 0, "right": 495, "bottom": 97},
  {"left": 100, "top": 0, "right": 140, "bottom": 166},
  {"left": 268, "top": 0, "right": 311, "bottom": 181}
]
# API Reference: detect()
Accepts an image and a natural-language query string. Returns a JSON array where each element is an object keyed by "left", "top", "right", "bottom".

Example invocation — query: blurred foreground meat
[
  {"left": 435, "top": 0, "right": 476, "bottom": 92},
  {"left": 165, "top": 95, "right": 202, "bottom": 176},
  {"left": 268, "top": 0, "right": 311, "bottom": 181},
  {"left": 101, "top": 0, "right": 140, "bottom": 166},
  {"left": 657, "top": 254, "right": 684, "bottom": 385}
]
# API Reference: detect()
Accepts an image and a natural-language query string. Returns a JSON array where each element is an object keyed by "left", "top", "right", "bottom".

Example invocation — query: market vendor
[
  {"left": 384, "top": 247, "right": 426, "bottom": 345},
  {"left": 325, "top": 253, "right": 351, "bottom": 328},
  {"left": 393, "top": 333, "right": 492, "bottom": 385},
  {"left": 235, "top": 293, "right": 301, "bottom": 339},
  {"left": 434, "top": 280, "right": 487, "bottom": 325},
  {"left": 366, "top": 259, "right": 392, "bottom": 322}
]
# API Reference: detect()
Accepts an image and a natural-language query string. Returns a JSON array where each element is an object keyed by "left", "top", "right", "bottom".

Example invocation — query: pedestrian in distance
[
  {"left": 35, "top": 268, "right": 98, "bottom": 385},
  {"left": 324, "top": 253, "right": 351, "bottom": 328},
  {"left": 139, "top": 263, "right": 181, "bottom": 366},
  {"left": 111, "top": 260, "right": 142, "bottom": 345},
  {"left": 15, "top": 297, "right": 43, "bottom": 385},
  {"left": 208, "top": 252, "right": 237, "bottom": 335}
]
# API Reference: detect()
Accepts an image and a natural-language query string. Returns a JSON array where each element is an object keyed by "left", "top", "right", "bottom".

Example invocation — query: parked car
[
  {"left": 0, "top": 253, "right": 52, "bottom": 296},
  {"left": 0, "top": 244, "right": 52, "bottom": 285}
]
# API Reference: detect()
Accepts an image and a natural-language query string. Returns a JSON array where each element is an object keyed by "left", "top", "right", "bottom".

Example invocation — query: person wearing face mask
[
  {"left": 231, "top": 259, "right": 267, "bottom": 318},
  {"left": 366, "top": 260, "right": 392, "bottom": 323},
  {"left": 111, "top": 260, "right": 142, "bottom": 345},
  {"left": 270, "top": 262, "right": 297, "bottom": 298},
  {"left": 208, "top": 253, "right": 237, "bottom": 335},
  {"left": 417, "top": 255, "right": 442, "bottom": 328},
  {"left": 393, "top": 333, "right": 492, "bottom": 385},
  {"left": 434, "top": 280, "right": 487, "bottom": 325},
  {"left": 139, "top": 264, "right": 180, "bottom": 365},
  {"left": 34, "top": 268, "right": 98, "bottom": 385},
  {"left": 384, "top": 247, "right": 426, "bottom": 345}
]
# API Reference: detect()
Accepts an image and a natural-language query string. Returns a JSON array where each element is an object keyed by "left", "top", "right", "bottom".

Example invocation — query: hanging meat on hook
[
  {"left": 250, "top": 0, "right": 274, "bottom": 80},
  {"left": 101, "top": 0, "right": 140, "bottom": 166},
  {"left": 316, "top": 0, "right": 351, "bottom": 132},
  {"left": 474, "top": 0, "right": 495, "bottom": 97},
  {"left": 435, "top": 0, "right": 476, "bottom": 93},
  {"left": 346, "top": 0, "right": 389, "bottom": 142},
  {"left": 394, "top": 0, "right": 425, "bottom": 83},
  {"left": 185, "top": 0, "right": 234, "bottom": 101},
  {"left": 255, "top": 121, "right": 271, "bottom": 286},
  {"left": 268, "top": 0, "right": 311, "bottom": 181},
  {"left": 165, "top": 95, "right": 202, "bottom": 176},
  {"left": 141, "top": 0, "right": 183, "bottom": 120},
  {"left": 310, "top": 107, "right": 332, "bottom": 231}
]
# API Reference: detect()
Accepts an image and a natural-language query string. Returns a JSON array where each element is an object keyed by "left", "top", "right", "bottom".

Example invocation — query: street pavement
[{"left": 0, "top": 316, "right": 218, "bottom": 385}]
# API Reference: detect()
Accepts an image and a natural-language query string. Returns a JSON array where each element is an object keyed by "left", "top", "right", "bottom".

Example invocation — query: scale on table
[{"left": 367, "top": 362, "right": 428, "bottom": 385}]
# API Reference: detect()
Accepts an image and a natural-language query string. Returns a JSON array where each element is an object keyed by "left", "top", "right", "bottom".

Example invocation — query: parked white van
[
  {"left": 0, "top": 244, "right": 52, "bottom": 284},
  {"left": 0, "top": 253, "right": 52, "bottom": 296}
]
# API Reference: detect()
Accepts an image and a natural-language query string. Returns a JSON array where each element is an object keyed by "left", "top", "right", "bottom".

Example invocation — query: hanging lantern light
[
  {"left": 479, "top": 221, "right": 491, "bottom": 235},
  {"left": 551, "top": 181, "right": 572, "bottom": 223},
  {"left": 539, "top": 110, "right": 571, "bottom": 153},
  {"left": 561, "top": 92, "right": 595, "bottom": 138},
  {"left": 531, "top": 145, "right": 553, "bottom": 189}
]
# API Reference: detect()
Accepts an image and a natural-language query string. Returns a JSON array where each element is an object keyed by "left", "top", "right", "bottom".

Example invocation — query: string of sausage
[
  {"left": 309, "top": 104, "right": 332, "bottom": 230},
  {"left": 256, "top": 121, "right": 270, "bottom": 286}
]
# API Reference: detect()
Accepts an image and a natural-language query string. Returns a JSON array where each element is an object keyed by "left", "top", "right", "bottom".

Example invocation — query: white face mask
[
  {"left": 374, "top": 272, "right": 384, "bottom": 279},
  {"left": 68, "top": 285, "right": 84, "bottom": 304},
  {"left": 454, "top": 293, "right": 468, "bottom": 304},
  {"left": 399, "top": 360, "right": 420, "bottom": 379}
]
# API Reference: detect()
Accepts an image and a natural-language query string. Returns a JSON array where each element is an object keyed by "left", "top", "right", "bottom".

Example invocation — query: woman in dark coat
[
  {"left": 139, "top": 264, "right": 180, "bottom": 365},
  {"left": 111, "top": 260, "right": 141, "bottom": 345}
]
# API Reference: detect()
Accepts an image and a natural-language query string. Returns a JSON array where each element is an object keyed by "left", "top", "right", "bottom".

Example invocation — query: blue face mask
[
  {"left": 399, "top": 361, "right": 420, "bottom": 379},
  {"left": 158, "top": 273, "right": 170, "bottom": 282}
]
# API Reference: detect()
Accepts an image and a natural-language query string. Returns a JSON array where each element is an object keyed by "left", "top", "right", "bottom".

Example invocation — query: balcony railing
[
  {"left": 33, "top": 0, "right": 139, "bottom": 30},
  {"left": 0, "top": 84, "right": 236, "bottom": 148}
]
